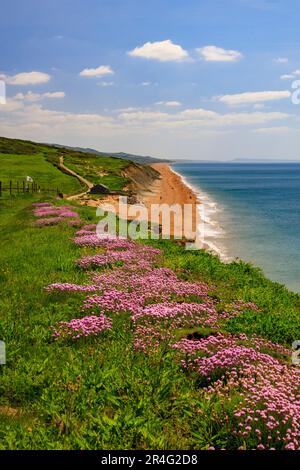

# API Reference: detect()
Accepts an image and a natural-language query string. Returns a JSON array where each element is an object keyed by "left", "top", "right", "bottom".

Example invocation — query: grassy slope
[
  {"left": 0, "top": 195, "right": 299, "bottom": 449},
  {"left": 63, "top": 153, "right": 130, "bottom": 191},
  {"left": 0, "top": 153, "right": 83, "bottom": 195},
  {"left": 0, "top": 136, "right": 138, "bottom": 194}
]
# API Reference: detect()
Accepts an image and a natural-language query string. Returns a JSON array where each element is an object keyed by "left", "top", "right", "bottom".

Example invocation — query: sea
[{"left": 172, "top": 162, "right": 300, "bottom": 293}]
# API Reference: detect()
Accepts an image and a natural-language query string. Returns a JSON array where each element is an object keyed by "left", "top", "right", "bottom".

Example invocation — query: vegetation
[
  {"left": 0, "top": 153, "right": 83, "bottom": 196},
  {"left": 63, "top": 153, "right": 130, "bottom": 191},
  {"left": 0, "top": 193, "right": 299, "bottom": 450},
  {"left": 0, "top": 136, "right": 150, "bottom": 194}
]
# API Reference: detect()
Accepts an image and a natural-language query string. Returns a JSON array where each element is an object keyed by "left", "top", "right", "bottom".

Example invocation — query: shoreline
[
  {"left": 139, "top": 163, "right": 198, "bottom": 241},
  {"left": 170, "top": 165, "right": 228, "bottom": 260},
  {"left": 140, "top": 163, "right": 227, "bottom": 259},
  {"left": 78, "top": 161, "right": 227, "bottom": 259}
]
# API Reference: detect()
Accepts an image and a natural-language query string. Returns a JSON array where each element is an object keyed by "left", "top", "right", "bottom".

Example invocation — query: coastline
[
  {"left": 140, "top": 163, "right": 227, "bottom": 259},
  {"left": 79, "top": 161, "right": 227, "bottom": 259},
  {"left": 139, "top": 163, "right": 198, "bottom": 241}
]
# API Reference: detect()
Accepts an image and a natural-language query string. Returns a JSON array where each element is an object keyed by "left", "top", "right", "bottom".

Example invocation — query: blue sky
[{"left": 1, "top": 0, "right": 300, "bottom": 159}]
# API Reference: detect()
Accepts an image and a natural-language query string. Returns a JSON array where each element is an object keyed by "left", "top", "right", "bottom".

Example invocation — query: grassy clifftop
[{"left": 0, "top": 136, "right": 159, "bottom": 195}]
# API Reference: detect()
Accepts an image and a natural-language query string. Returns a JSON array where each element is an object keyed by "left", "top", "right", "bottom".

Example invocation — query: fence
[{"left": 0, "top": 181, "right": 60, "bottom": 197}]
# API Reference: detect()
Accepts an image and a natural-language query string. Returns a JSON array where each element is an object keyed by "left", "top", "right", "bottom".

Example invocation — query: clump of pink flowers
[
  {"left": 173, "top": 332, "right": 300, "bottom": 450},
  {"left": 74, "top": 234, "right": 136, "bottom": 250},
  {"left": 77, "top": 245, "right": 161, "bottom": 270},
  {"left": 45, "top": 283, "right": 101, "bottom": 293},
  {"left": 36, "top": 217, "right": 64, "bottom": 226},
  {"left": 91, "top": 267, "right": 210, "bottom": 300},
  {"left": 33, "top": 202, "right": 80, "bottom": 227},
  {"left": 82, "top": 289, "right": 144, "bottom": 315},
  {"left": 132, "top": 301, "right": 218, "bottom": 352},
  {"left": 52, "top": 314, "right": 112, "bottom": 340}
]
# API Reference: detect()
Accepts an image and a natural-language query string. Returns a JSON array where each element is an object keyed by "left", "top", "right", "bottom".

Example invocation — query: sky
[{"left": 1, "top": 0, "right": 300, "bottom": 160}]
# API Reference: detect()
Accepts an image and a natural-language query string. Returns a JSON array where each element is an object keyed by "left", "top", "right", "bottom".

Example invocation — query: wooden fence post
[
  {"left": 17, "top": 181, "right": 19, "bottom": 194},
  {"left": 9, "top": 181, "right": 12, "bottom": 195}
]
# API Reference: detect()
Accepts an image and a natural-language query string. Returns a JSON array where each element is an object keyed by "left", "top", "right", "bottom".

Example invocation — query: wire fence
[{"left": 0, "top": 180, "right": 60, "bottom": 197}]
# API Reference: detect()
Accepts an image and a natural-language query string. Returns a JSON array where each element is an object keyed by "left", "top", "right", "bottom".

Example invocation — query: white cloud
[
  {"left": 79, "top": 65, "right": 114, "bottom": 78},
  {"left": 118, "top": 107, "right": 288, "bottom": 129},
  {"left": 97, "top": 81, "right": 115, "bottom": 87},
  {"left": 115, "top": 107, "right": 143, "bottom": 113},
  {"left": 0, "top": 98, "right": 23, "bottom": 112},
  {"left": 43, "top": 91, "right": 65, "bottom": 99},
  {"left": 0, "top": 71, "right": 51, "bottom": 85},
  {"left": 0, "top": 99, "right": 292, "bottom": 160},
  {"left": 252, "top": 126, "right": 291, "bottom": 134},
  {"left": 141, "top": 81, "right": 152, "bottom": 86},
  {"left": 280, "top": 74, "right": 295, "bottom": 80},
  {"left": 217, "top": 90, "right": 291, "bottom": 105},
  {"left": 179, "top": 108, "right": 218, "bottom": 119},
  {"left": 128, "top": 40, "right": 190, "bottom": 62},
  {"left": 197, "top": 45, "right": 243, "bottom": 62},
  {"left": 280, "top": 70, "right": 300, "bottom": 80},
  {"left": 155, "top": 101, "right": 182, "bottom": 107},
  {"left": 274, "top": 57, "right": 288, "bottom": 64},
  {"left": 14, "top": 91, "right": 65, "bottom": 102}
]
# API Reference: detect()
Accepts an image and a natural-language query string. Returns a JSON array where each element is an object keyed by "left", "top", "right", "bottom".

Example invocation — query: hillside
[
  {"left": 0, "top": 136, "right": 159, "bottom": 197},
  {"left": 50, "top": 143, "right": 172, "bottom": 165}
]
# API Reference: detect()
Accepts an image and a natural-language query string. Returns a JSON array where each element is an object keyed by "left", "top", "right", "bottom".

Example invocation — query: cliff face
[{"left": 122, "top": 162, "right": 160, "bottom": 193}]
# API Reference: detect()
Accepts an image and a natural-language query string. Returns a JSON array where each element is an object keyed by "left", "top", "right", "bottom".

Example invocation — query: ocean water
[{"left": 172, "top": 162, "right": 300, "bottom": 293}]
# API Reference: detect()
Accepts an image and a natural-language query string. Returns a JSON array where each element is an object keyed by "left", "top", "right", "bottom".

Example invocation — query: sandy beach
[
  {"left": 79, "top": 162, "right": 200, "bottom": 241},
  {"left": 139, "top": 163, "right": 199, "bottom": 240}
]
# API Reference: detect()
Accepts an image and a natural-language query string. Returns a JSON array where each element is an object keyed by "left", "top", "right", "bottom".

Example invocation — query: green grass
[
  {"left": 0, "top": 196, "right": 299, "bottom": 449},
  {"left": 0, "top": 136, "right": 142, "bottom": 194},
  {"left": 0, "top": 153, "right": 83, "bottom": 195},
  {"left": 63, "top": 154, "right": 131, "bottom": 190}
]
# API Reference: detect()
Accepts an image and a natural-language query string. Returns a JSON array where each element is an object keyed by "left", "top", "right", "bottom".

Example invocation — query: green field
[
  {"left": 0, "top": 136, "right": 139, "bottom": 196},
  {"left": 0, "top": 153, "right": 83, "bottom": 195}
]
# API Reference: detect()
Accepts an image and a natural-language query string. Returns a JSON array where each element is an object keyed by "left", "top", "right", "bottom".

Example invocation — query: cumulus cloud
[
  {"left": 197, "top": 45, "right": 243, "bottom": 62},
  {"left": 280, "top": 74, "right": 295, "bottom": 80},
  {"left": 43, "top": 91, "right": 65, "bottom": 99},
  {"left": 0, "top": 71, "right": 51, "bottom": 85},
  {"left": 127, "top": 40, "right": 190, "bottom": 62},
  {"left": 155, "top": 101, "right": 182, "bottom": 107},
  {"left": 79, "top": 65, "right": 114, "bottom": 78},
  {"left": 217, "top": 90, "right": 291, "bottom": 105},
  {"left": 14, "top": 91, "right": 65, "bottom": 102}
]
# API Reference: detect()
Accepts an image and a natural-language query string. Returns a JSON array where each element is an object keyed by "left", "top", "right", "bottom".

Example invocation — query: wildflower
[{"left": 52, "top": 314, "right": 112, "bottom": 340}]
